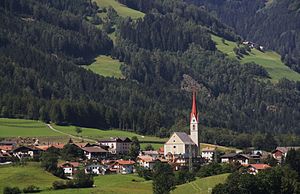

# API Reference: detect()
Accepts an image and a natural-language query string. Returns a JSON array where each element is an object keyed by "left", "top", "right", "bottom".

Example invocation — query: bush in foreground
[{"left": 3, "top": 187, "right": 21, "bottom": 194}]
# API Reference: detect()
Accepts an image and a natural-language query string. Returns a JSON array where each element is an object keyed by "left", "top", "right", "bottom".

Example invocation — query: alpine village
[{"left": 1, "top": 0, "right": 300, "bottom": 194}]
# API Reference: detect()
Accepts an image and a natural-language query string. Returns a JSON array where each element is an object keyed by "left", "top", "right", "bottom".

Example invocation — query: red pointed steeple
[{"left": 190, "top": 90, "right": 198, "bottom": 122}]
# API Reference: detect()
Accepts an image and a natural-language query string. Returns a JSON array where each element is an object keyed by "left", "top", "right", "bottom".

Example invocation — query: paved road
[{"left": 46, "top": 124, "right": 97, "bottom": 143}]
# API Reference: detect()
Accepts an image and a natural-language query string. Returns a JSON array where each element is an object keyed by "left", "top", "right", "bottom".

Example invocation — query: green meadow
[
  {"left": 0, "top": 162, "right": 228, "bottom": 194},
  {"left": 0, "top": 163, "right": 60, "bottom": 192},
  {"left": 93, "top": 0, "right": 144, "bottom": 19},
  {"left": 0, "top": 118, "right": 59, "bottom": 137},
  {"left": 0, "top": 118, "right": 166, "bottom": 145},
  {"left": 42, "top": 174, "right": 152, "bottom": 194},
  {"left": 211, "top": 35, "right": 300, "bottom": 82},
  {"left": 52, "top": 124, "right": 167, "bottom": 143},
  {"left": 172, "top": 173, "right": 229, "bottom": 194},
  {"left": 82, "top": 55, "right": 123, "bottom": 78}
]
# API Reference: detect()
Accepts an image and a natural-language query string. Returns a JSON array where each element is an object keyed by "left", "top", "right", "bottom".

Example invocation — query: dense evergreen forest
[
  {"left": 1, "top": 0, "right": 300, "bottom": 148},
  {"left": 185, "top": 0, "right": 300, "bottom": 73}
]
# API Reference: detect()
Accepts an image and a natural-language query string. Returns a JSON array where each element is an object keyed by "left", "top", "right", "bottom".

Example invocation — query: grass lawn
[
  {"left": 93, "top": 0, "right": 144, "bottom": 19},
  {"left": 82, "top": 55, "right": 123, "bottom": 78},
  {"left": 211, "top": 35, "right": 300, "bottom": 82},
  {"left": 0, "top": 118, "right": 61, "bottom": 137},
  {"left": 42, "top": 174, "right": 152, "bottom": 194},
  {"left": 0, "top": 162, "right": 229, "bottom": 194},
  {"left": 201, "top": 143, "right": 241, "bottom": 153},
  {"left": 52, "top": 124, "right": 167, "bottom": 143},
  {"left": 0, "top": 163, "right": 60, "bottom": 193},
  {"left": 172, "top": 173, "right": 229, "bottom": 194}
]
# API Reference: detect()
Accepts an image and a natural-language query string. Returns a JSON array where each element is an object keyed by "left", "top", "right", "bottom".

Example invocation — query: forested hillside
[
  {"left": 1, "top": 0, "right": 300, "bottom": 146},
  {"left": 186, "top": 0, "right": 300, "bottom": 73}
]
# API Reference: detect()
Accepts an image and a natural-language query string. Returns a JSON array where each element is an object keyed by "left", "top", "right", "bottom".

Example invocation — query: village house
[
  {"left": 73, "top": 142, "right": 92, "bottom": 148},
  {"left": 35, "top": 144, "right": 64, "bottom": 151},
  {"left": 59, "top": 162, "right": 80, "bottom": 177},
  {"left": 246, "top": 164, "right": 271, "bottom": 175},
  {"left": 272, "top": 147, "right": 300, "bottom": 162},
  {"left": 0, "top": 145, "right": 14, "bottom": 153},
  {"left": 137, "top": 155, "right": 158, "bottom": 170},
  {"left": 98, "top": 137, "right": 132, "bottom": 155},
  {"left": 201, "top": 147, "right": 216, "bottom": 162},
  {"left": 221, "top": 153, "right": 258, "bottom": 165},
  {"left": 140, "top": 150, "right": 161, "bottom": 159},
  {"left": 82, "top": 146, "right": 108, "bottom": 160},
  {"left": 0, "top": 152, "right": 12, "bottom": 164},
  {"left": 12, "top": 146, "right": 41, "bottom": 159},
  {"left": 110, "top": 160, "right": 135, "bottom": 174},
  {"left": 85, "top": 162, "right": 107, "bottom": 175},
  {"left": 0, "top": 140, "right": 17, "bottom": 146}
]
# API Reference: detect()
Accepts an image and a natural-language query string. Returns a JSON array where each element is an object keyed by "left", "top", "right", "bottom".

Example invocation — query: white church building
[{"left": 164, "top": 91, "right": 199, "bottom": 158}]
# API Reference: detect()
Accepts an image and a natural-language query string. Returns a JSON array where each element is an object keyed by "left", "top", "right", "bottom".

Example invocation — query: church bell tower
[{"left": 190, "top": 91, "right": 199, "bottom": 147}]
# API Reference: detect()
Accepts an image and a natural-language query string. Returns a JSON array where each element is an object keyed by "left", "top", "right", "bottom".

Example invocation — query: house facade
[
  {"left": 272, "top": 147, "right": 300, "bottom": 162},
  {"left": 82, "top": 146, "right": 108, "bottom": 160},
  {"left": 221, "top": 153, "right": 252, "bottom": 165},
  {"left": 110, "top": 160, "right": 135, "bottom": 174},
  {"left": 99, "top": 137, "right": 132, "bottom": 154},
  {"left": 12, "top": 146, "right": 41, "bottom": 159},
  {"left": 247, "top": 164, "right": 271, "bottom": 175},
  {"left": 59, "top": 162, "right": 80, "bottom": 177},
  {"left": 201, "top": 147, "right": 216, "bottom": 162},
  {"left": 85, "top": 162, "right": 106, "bottom": 175},
  {"left": 137, "top": 155, "right": 157, "bottom": 170}
]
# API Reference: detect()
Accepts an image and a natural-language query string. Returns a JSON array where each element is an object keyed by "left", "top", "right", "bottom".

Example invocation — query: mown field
[
  {"left": 172, "top": 173, "right": 229, "bottom": 194},
  {"left": 0, "top": 118, "right": 59, "bottom": 137},
  {"left": 93, "top": 0, "right": 144, "bottom": 19},
  {"left": 0, "top": 118, "right": 166, "bottom": 148},
  {"left": 0, "top": 163, "right": 60, "bottom": 192},
  {"left": 0, "top": 162, "right": 228, "bottom": 194},
  {"left": 82, "top": 55, "right": 123, "bottom": 78},
  {"left": 211, "top": 35, "right": 300, "bottom": 82}
]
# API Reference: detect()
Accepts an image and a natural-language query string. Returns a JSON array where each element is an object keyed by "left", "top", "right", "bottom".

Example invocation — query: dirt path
[{"left": 46, "top": 124, "right": 97, "bottom": 143}]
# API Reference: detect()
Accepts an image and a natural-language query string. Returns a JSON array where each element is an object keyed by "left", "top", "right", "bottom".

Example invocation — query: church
[{"left": 164, "top": 91, "right": 199, "bottom": 158}]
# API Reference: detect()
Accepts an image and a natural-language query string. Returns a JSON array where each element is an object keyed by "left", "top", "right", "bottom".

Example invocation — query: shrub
[
  {"left": 23, "top": 185, "right": 40, "bottom": 193},
  {"left": 52, "top": 181, "right": 66, "bottom": 190},
  {"left": 73, "top": 170, "right": 94, "bottom": 188},
  {"left": 3, "top": 187, "right": 21, "bottom": 194}
]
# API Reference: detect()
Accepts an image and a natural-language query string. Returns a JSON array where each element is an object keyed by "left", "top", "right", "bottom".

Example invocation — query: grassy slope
[
  {"left": 0, "top": 118, "right": 166, "bottom": 144},
  {"left": 82, "top": 55, "right": 123, "bottom": 78},
  {"left": 0, "top": 161, "right": 229, "bottom": 194},
  {"left": 172, "top": 173, "right": 229, "bottom": 194},
  {"left": 93, "top": 0, "right": 144, "bottom": 19},
  {"left": 0, "top": 163, "right": 60, "bottom": 192},
  {"left": 42, "top": 174, "right": 152, "bottom": 194},
  {"left": 211, "top": 35, "right": 300, "bottom": 82},
  {"left": 201, "top": 143, "right": 241, "bottom": 153},
  {"left": 0, "top": 118, "right": 60, "bottom": 137}
]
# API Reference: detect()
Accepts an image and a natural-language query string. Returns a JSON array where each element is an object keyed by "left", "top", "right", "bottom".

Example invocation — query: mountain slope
[
  {"left": 211, "top": 35, "right": 300, "bottom": 82},
  {"left": 187, "top": 0, "right": 300, "bottom": 73}
]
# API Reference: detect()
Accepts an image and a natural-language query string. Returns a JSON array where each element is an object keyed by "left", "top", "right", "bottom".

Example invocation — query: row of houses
[{"left": 60, "top": 159, "right": 136, "bottom": 177}]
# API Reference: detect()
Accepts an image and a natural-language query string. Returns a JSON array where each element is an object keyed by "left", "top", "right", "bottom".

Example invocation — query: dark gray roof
[
  {"left": 220, "top": 153, "right": 238, "bottom": 158},
  {"left": 98, "top": 137, "right": 132, "bottom": 143},
  {"left": 174, "top": 132, "right": 195, "bottom": 145},
  {"left": 82, "top": 146, "right": 108, "bottom": 153}
]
